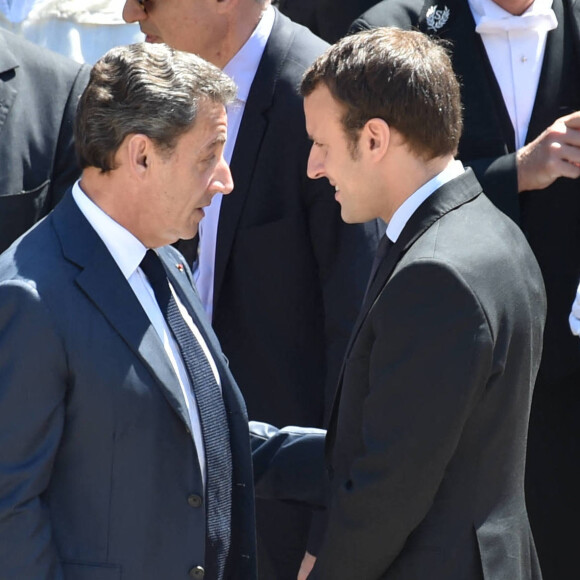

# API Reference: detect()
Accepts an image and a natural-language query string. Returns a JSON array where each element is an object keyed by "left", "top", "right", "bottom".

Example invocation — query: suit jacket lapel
[
  {"left": 0, "top": 35, "right": 18, "bottom": 139},
  {"left": 527, "top": 0, "right": 570, "bottom": 142},
  {"left": 325, "top": 170, "right": 483, "bottom": 454},
  {"left": 160, "top": 246, "right": 247, "bottom": 421},
  {"left": 53, "top": 194, "right": 193, "bottom": 432},
  {"left": 163, "top": 248, "right": 228, "bottom": 375},
  {"left": 213, "top": 8, "right": 292, "bottom": 309}
]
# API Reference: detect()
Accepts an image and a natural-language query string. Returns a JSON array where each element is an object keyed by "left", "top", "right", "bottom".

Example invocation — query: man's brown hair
[{"left": 301, "top": 27, "right": 463, "bottom": 160}]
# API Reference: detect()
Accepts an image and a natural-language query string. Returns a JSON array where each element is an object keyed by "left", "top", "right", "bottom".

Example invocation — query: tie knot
[
  {"left": 140, "top": 249, "right": 166, "bottom": 285},
  {"left": 140, "top": 250, "right": 173, "bottom": 310}
]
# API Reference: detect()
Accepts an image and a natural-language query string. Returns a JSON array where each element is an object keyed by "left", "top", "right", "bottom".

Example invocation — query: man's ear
[
  {"left": 127, "top": 134, "right": 152, "bottom": 177},
  {"left": 361, "top": 118, "right": 390, "bottom": 160}
]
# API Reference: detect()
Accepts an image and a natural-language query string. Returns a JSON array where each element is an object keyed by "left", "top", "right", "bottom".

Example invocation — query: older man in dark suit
[
  {"left": 122, "top": 1, "right": 379, "bottom": 577},
  {"left": 296, "top": 28, "right": 545, "bottom": 579},
  {"left": 0, "top": 42, "right": 325, "bottom": 580},
  {"left": 0, "top": 28, "right": 90, "bottom": 253},
  {"left": 352, "top": 2, "right": 580, "bottom": 576}
]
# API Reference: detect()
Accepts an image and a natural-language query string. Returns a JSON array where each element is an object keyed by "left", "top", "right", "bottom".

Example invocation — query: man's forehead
[{"left": 184, "top": 101, "right": 228, "bottom": 142}]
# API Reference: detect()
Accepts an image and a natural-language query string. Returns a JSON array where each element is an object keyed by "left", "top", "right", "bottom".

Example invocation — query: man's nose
[
  {"left": 216, "top": 157, "right": 234, "bottom": 196},
  {"left": 122, "top": 0, "right": 145, "bottom": 24},
  {"left": 307, "top": 145, "right": 324, "bottom": 180}
]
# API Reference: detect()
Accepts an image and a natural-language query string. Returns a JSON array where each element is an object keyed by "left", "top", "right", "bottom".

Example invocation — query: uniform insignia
[
  {"left": 426, "top": 5, "right": 450, "bottom": 32},
  {"left": 176, "top": 263, "right": 184, "bottom": 272}
]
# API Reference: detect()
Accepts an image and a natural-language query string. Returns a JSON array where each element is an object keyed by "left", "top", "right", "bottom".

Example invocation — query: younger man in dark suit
[
  {"left": 351, "top": 2, "right": 580, "bottom": 576},
  {"left": 298, "top": 28, "right": 546, "bottom": 579}
]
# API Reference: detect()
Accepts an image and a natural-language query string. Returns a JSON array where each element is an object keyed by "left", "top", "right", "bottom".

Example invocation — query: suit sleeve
[
  {"left": 249, "top": 421, "right": 328, "bottom": 507},
  {"left": 0, "top": 281, "right": 66, "bottom": 579},
  {"left": 310, "top": 260, "right": 494, "bottom": 579},
  {"left": 49, "top": 63, "right": 91, "bottom": 210}
]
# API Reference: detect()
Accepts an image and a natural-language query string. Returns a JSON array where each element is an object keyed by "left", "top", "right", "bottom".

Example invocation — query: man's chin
[
  {"left": 339, "top": 207, "right": 356, "bottom": 225},
  {"left": 180, "top": 228, "right": 199, "bottom": 241}
]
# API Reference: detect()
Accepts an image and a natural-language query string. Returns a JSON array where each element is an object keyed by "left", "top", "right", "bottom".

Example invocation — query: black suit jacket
[
  {"left": 275, "top": 0, "right": 378, "bottom": 42},
  {"left": 0, "top": 28, "right": 90, "bottom": 253},
  {"left": 352, "top": 0, "right": 580, "bottom": 388},
  {"left": 311, "top": 170, "right": 546, "bottom": 580},
  {"left": 180, "top": 9, "right": 379, "bottom": 429},
  {"left": 0, "top": 191, "right": 326, "bottom": 580}
]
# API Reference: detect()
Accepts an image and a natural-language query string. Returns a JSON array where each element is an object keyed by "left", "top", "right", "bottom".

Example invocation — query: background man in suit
[
  {"left": 352, "top": 2, "right": 580, "bottom": 576},
  {"left": 122, "top": 1, "right": 379, "bottom": 577},
  {"left": 0, "top": 27, "right": 90, "bottom": 253},
  {"left": 297, "top": 28, "right": 546, "bottom": 579},
  {"left": 0, "top": 42, "right": 325, "bottom": 580}
]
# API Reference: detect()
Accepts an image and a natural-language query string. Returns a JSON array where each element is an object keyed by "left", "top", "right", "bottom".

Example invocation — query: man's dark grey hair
[{"left": 75, "top": 42, "right": 237, "bottom": 172}]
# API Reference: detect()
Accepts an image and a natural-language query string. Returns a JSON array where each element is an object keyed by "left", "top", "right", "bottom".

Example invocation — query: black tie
[
  {"left": 140, "top": 250, "right": 232, "bottom": 580},
  {"left": 364, "top": 234, "right": 393, "bottom": 300}
]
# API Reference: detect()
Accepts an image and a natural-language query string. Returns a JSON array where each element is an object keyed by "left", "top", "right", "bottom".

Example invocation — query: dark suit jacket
[
  {"left": 310, "top": 170, "right": 546, "bottom": 580},
  {"left": 352, "top": 0, "right": 580, "bottom": 389},
  {"left": 0, "top": 192, "right": 326, "bottom": 580},
  {"left": 179, "top": 9, "right": 379, "bottom": 429},
  {"left": 0, "top": 28, "right": 90, "bottom": 253},
  {"left": 275, "top": 0, "right": 378, "bottom": 42}
]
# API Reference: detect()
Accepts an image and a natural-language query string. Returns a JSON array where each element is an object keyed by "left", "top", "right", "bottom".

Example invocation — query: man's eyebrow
[{"left": 203, "top": 135, "right": 227, "bottom": 151}]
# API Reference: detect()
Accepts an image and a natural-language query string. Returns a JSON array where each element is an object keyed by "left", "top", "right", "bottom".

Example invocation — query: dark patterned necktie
[
  {"left": 364, "top": 234, "right": 393, "bottom": 300},
  {"left": 140, "top": 250, "right": 232, "bottom": 580}
]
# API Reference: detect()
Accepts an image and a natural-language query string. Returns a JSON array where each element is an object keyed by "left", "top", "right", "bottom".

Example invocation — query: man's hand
[
  {"left": 297, "top": 551, "right": 316, "bottom": 580},
  {"left": 517, "top": 111, "right": 580, "bottom": 192}
]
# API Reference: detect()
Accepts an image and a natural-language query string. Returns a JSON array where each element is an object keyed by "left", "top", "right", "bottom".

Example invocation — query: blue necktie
[{"left": 140, "top": 250, "right": 232, "bottom": 580}]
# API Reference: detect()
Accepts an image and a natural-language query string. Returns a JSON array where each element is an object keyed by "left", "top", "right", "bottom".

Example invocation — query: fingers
[
  {"left": 297, "top": 551, "right": 317, "bottom": 580},
  {"left": 563, "top": 110, "right": 580, "bottom": 129},
  {"left": 517, "top": 114, "right": 580, "bottom": 191},
  {"left": 553, "top": 142, "right": 580, "bottom": 176}
]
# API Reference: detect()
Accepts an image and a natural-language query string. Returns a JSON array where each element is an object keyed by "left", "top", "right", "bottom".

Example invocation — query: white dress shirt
[
  {"left": 194, "top": 4, "right": 275, "bottom": 320},
  {"left": 72, "top": 181, "right": 224, "bottom": 484},
  {"left": 569, "top": 281, "right": 580, "bottom": 336},
  {"left": 468, "top": 0, "right": 557, "bottom": 149},
  {"left": 386, "top": 160, "right": 465, "bottom": 243}
]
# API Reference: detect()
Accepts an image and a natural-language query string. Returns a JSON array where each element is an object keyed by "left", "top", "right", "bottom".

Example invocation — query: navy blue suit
[{"left": 0, "top": 192, "right": 325, "bottom": 580}]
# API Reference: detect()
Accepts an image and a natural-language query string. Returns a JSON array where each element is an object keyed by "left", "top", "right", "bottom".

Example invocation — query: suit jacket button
[
  {"left": 189, "top": 566, "right": 204, "bottom": 579},
  {"left": 187, "top": 494, "right": 202, "bottom": 508}
]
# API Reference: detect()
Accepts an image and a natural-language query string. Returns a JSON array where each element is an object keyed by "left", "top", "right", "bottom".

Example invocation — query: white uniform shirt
[{"left": 468, "top": 0, "right": 557, "bottom": 149}]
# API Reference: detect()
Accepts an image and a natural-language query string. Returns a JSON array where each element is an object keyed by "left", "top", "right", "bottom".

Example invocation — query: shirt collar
[
  {"left": 469, "top": 0, "right": 554, "bottom": 23},
  {"left": 386, "top": 159, "right": 465, "bottom": 243},
  {"left": 72, "top": 180, "right": 148, "bottom": 280},
  {"left": 223, "top": 4, "right": 275, "bottom": 103}
]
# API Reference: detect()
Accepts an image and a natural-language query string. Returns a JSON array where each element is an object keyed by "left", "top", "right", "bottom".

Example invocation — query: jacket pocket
[{"left": 62, "top": 561, "right": 122, "bottom": 580}]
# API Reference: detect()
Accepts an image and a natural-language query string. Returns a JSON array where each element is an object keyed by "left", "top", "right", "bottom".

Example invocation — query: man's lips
[{"left": 142, "top": 30, "right": 162, "bottom": 43}]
